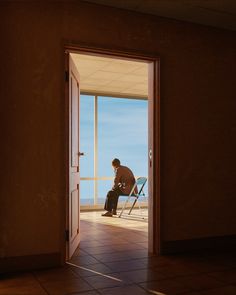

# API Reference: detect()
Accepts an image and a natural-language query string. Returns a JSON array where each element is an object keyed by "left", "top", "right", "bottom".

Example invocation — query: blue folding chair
[{"left": 119, "top": 177, "right": 147, "bottom": 218}]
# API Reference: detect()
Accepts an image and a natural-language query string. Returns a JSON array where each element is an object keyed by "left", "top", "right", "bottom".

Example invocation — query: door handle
[
  {"left": 149, "top": 149, "right": 152, "bottom": 167},
  {"left": 78, "top": 152, "right": 85, "bottom": 157},
  {"left": 149, "top": 149, "right": 152, "bottom": 160}
]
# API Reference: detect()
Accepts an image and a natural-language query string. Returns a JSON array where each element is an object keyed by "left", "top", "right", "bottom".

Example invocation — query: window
[
  {"left": 80, "top": 95, "right": 94, "bottom": 205},
  {"left": 80, "top": 94, "right": 148, "bottom": 207}
]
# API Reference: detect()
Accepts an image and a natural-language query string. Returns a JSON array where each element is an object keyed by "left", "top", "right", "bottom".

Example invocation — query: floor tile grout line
[
  {"left": 66, "top": 263, "right": 98, "bottom": 292},
  {"left": 91, "top": 282, "right": 137, "bottom": 294},
  {"left": 32, "top": 272, "right": 51, "bottom": 295}
]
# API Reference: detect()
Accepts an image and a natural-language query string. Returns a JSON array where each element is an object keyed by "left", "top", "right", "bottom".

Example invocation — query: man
[{"left": 102, "top": 158, "right": 136, "bottom": 217}]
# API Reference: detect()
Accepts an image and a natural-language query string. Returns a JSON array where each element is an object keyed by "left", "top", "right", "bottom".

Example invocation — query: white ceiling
[
  {"left": 81, "top": 0, "right": 236, "bottom": 31},
  {"left": 71, "top": 53, "right": 148, "bottom": 98}
]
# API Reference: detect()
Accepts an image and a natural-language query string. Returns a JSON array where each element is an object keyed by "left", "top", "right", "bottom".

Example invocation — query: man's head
[{"left": 112, "top": 158, "right": 120, "bottom": 168}]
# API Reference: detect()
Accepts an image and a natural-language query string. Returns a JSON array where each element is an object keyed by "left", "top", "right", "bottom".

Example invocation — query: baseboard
[
  {"left": 161, "top": 234, "right": 236, "bottom": 254},
  {"left": 0, "top": 252, "right": 61, "bottom": 274}
]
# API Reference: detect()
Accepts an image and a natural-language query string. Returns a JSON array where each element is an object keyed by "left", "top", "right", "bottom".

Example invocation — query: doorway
[{"left": 64, "top": 46, "right": 160, "bottom": 260}]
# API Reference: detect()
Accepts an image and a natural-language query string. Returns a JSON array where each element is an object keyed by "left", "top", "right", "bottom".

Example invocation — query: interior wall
[{"left": 0, "top": 1, "right": 236, "bottom": 261}]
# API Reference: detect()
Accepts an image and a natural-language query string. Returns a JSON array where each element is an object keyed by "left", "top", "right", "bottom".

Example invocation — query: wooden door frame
[{"left": 63, "top": 44, "right": 161, "bottom": 262}]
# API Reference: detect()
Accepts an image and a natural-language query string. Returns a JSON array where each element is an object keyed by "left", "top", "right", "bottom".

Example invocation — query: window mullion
[{"left": 94, "top": 95, "right": 98, "bottom": 205}]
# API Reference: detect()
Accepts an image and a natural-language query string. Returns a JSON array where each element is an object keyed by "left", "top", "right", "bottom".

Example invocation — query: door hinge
[
  {"left": 65, "top": 71, "right": 69, "bottom": 82},
  {"left": 65, "top": 230, "right": 69, "bottom": 242}
]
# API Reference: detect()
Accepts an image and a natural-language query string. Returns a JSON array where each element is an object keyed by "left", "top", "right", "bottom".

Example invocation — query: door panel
[
  {"left": 71, "top": 189, "right": 79, "bottom": 240},
  {"left": 71, "top": 76, "right": 79, "bottom": 167},
  {"left": 68, "top": 55, "right": 80, "bottom": 258}
]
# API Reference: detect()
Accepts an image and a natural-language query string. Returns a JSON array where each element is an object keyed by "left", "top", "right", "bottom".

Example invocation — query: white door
[{"left": 68, "top": 54, "right": 81, "bottom": 259}]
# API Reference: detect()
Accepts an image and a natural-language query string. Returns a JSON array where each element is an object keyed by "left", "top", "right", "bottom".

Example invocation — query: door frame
[{"left": 63, "top": 44, "right": 161, "bottom": 261}]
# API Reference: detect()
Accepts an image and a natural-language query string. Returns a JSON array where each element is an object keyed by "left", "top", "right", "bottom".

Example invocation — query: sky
[{"left": 79, "top": 94, "right": 148, "bottom": 205}]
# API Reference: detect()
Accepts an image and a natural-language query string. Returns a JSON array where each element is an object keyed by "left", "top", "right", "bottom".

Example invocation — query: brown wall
[{"left": 1, "top": 1, "right": 236, "bottom": 263}]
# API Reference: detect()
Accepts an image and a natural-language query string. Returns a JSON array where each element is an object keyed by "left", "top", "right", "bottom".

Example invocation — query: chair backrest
[{"left": 130, "top": 177, "right": 147, "bottom": 197}]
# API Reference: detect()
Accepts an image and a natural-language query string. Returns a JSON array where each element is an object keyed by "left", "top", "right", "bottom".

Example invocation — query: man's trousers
[{"left": 104, "top": 188, "right": 127, "bottom": 212}]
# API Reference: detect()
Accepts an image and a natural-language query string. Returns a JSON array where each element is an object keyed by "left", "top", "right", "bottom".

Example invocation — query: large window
[
  {"left": 80, "top": 94, "right": 148, "bottom": 206},
  {"left": 79, "top": 95, "right": 94, "bottom": 205},
  {"left": 80, "top": 95, "right": 94, "bottom": 177}
]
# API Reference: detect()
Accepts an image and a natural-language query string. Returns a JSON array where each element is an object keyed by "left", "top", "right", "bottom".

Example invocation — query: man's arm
[{"left": 112, "top": 168, "right": 121, "bottom": 190}]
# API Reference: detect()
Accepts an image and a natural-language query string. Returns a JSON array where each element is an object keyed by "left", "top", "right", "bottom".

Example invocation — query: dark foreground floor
[{"left": 1, "top": 211, "right": 236, "bottom": 295}]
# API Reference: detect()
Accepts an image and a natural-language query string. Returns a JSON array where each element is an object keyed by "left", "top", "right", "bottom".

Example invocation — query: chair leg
[
  {"left": 128, "top": 198, "right": 137, "bottom": 215},
  {"left": 119, "top": 196, "right": 130, "bottom": 218}
]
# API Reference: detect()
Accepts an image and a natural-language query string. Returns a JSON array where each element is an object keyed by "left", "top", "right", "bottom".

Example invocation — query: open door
[{"left": 67, "top": 54, "right": 81, "bottom": 259}]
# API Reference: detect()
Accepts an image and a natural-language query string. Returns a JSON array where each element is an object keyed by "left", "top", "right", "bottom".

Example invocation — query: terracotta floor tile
[
  {"left": 138, "top": 256, "right": 176, "bottom": 269},
  {"left": 69, "top": 262, "right": 113, "bottom": 277},
  {"left": 34, "top": 267, "right": 77, "bottom": 283},
  {"left": 139, "top": 278, "right": 192, "bottom": 295},
  {"left": 0, "top": 283, "right": 47, "bottom": 295},
  {"left": 70, "top": 255, "right": 100, "bottom": 266},
  {"left": 198, "top": 252, "right": 236, "bottom": 269},
  {"left": 98, "top": 239, "right": 129, "bottom": 246},
  {"left": 41, "top": 277, "right": 93, "bottom": 295},
  {"left": 200, "top": 285, "right": 236, "bottom": 295},
  {"left": 154, "top": 263, "right": 203, "bottom": 278},
  {"left": 99, "top": 284, "right": 151, "bottom": 295},
  {"left": 92, "top": 252, "right": 131, "bottom": 263},
  {"left": 80, "top": 241, "right": 104, "bottom": 247},
  {"left": 136, "top": 242, "right": 149, "bottom": 249},
  {"left": 84, "top": 245, "right": 118, "bottom": 255},
  {"left": 83, "top": 272, "right": 129, "bottom": 289},
  {"left": 73, "top": 248, "right": 90, "bottom": 257},
  {"left": 92, "top": 249, "right": 149, "bottom": 263},
  {"left": 180, "top": 292, "right": 203, "bottom": 295},
  {"left": 112, "top": 243, "right": 146, "bottom": 251},
  {"left": 104, "top": 260, "right": 146, "bottom": 272},
  {"left": 207, "top": 268, "right": 236, "bottom": 284},
  {"left": 174, "top": 274, "right": 225, "bottom": 291},
  {"left": 117, "top": 268, "right": 167, "bottom": 283},
  {"left": 0, "top": 272, "right": 37, "bottom": 288},
  {"left": 70, "top": 291, "right": 100, "bottom": 295},
  {"left": 183, "top": 259, "right": 231, "bottom": 273}
]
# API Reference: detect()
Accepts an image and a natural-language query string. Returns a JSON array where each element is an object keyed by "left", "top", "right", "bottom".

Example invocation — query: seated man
[{"left": 102, "top": 158, "right": 136, "bottom": 217}]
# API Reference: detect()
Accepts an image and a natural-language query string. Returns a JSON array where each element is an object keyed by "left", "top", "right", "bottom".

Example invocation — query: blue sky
[{"left": 80, "top": 95, "right": 148, "bottom": 203}]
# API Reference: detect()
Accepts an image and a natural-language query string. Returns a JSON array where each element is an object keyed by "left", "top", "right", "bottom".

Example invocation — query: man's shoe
[
  {"left": 112, "top": 210, "right": 117, "bottom": 215},
  {"left": 101, "top": 211, "right": 113, "bottom": 217}
]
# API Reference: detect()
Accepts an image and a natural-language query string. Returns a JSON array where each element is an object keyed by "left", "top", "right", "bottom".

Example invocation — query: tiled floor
[{"left": 1, "top": 210, "right": 236, "bottom": 295}]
